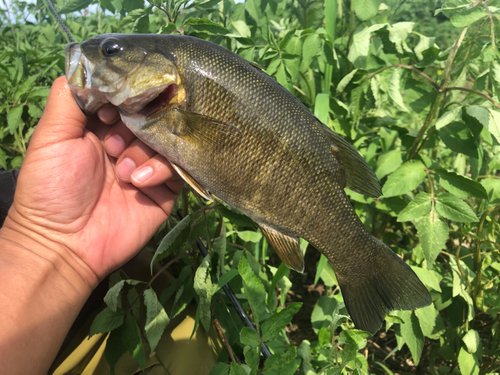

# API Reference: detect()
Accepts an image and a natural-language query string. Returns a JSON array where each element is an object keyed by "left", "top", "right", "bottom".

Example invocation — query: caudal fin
[{"left": 337, "top": 239, "right": 432, "bottom": 334}]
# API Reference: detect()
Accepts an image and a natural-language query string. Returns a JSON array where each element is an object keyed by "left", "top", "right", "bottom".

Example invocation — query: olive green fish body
[{"left": 66, "top": 34, "right": 431, "bottom": 333}]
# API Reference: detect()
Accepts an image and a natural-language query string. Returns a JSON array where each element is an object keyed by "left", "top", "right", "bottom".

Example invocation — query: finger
[
  {"left": 137, "top": 184, "right": 181, "bottom": 217},
  {"left": 97, "top": 104, "right": 120, "bottom": 124},
  {"left": 30, "top": 76, "right": 87, "bottom": 148},
  {"left": 115, "top": 139, "right": 156, "bottom": 181},
  {"left": 131, "top": 154, "right": 185, "bottom": 192},
  {"left": 103, "top": 121, "right": 137, "bottom": 157}
]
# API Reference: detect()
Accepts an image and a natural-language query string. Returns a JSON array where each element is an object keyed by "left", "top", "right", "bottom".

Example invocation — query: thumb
[{"left": 29, "top": 76, "right": 87, "bottom": 149}]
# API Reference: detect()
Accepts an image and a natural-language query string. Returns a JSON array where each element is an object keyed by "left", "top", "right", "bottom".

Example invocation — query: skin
[{"left": 0, "top": 76, "right": 184, "bottom": 374}]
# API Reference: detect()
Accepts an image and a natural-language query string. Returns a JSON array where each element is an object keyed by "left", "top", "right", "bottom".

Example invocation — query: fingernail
[
  {"left": 116, "top": 157, "right": 136, "bottom": 180},
  {"left": 105, "top": 134, "right": 125, "bottom": 156},
  {"left": 132, "top": 166, "right": 153, "bottom": 183},
  {"left": 97, "top": 105, "right": 119, "bottom": 123}
]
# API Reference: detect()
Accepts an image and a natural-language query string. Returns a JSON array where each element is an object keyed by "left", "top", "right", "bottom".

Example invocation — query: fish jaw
[{"left": 65, "top": 36, "right": 182, "bottom": 117}]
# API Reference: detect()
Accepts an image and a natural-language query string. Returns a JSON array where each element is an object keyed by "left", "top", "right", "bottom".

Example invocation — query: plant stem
[
  {"left": 443, "top": 86, "right": 500, "bottom": 108},
  {"left": 407, "top": 27, "right": 468, "bottom": 160}
]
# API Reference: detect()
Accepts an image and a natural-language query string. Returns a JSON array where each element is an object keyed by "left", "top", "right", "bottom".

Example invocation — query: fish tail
[{"left": 335, "top": 238, "right": 431, "bottom": 334}]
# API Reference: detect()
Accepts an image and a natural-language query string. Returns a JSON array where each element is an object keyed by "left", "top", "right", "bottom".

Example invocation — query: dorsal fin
[
  {"left": 258, "top": 224, "right": 304, "bottom": 273},
  {"left": 324, "top": 127, "right": 382, "bottom": 198}
]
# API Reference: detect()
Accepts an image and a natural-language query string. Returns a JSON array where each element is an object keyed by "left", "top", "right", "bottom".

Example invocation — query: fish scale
[{"left": 66, "top": 33, "right": 431, "bottom": 333}]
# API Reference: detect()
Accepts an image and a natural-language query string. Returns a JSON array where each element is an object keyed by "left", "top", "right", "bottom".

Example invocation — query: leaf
[
  {"left": 238, "top": 254, "right": 268, "bottom": 322},
  {"left": 450, "top": 6, "right": 487, "bottom": 27},
  {"left": 13, "top": 74, "right": 39, "bottom": 102},
  {"left": 193, "top": 254, "right": 213, "bottom": 332},
  {"left": 462, "top": 329, "right": 480, "bottom": 354},
  {"left": 481, "top": 178, "right": 500, "bottom": 203},
  {"left": 487, "top": 109, "right": 500, "bottom": 143},
  {"left": 240, "top": 326, "right": 259, "bottom": 347},
  {"left": 59, "top": 0, "right": 93, "bottom": 13},
  {"left": 237, "top": 230, "right": 262, "bottom": 243},
  {"left": 376, "top": 149, "right": 403, "bottom": 180},
  {"left": 89, "top": 307, "right": 125, "bottom": 338},
  {"left": 388, "top": 69, "right": 409, "bottom": 113},
  {"left": 415, "top": 212, "right": 449, "bottom": 267},
  {"left": 414, "top": 304, "right": 437, "bottom": 338},
  {"left": 435, "top": 193, "right": 478, "bottom": 222},
  {"left": 435, "top": 107, "right": 462, "bottom": 129},
  {"left": 229, "top": 363, "right": 247, "bottom": 375},
  {"left": 387, "top": 22, "right": 414, "bottom": 54},
  {"left": 382, "top": 160, "right": 427, "bottom": 197},
  {"left": 311, "top": 295, "right": 338, "bottom": 333},
  {"left": 7, "top": 105, "right": 23, "bottom": 135},
  {"left": 435, "top": 169, "right": 487, "bottom": 199},
  {"left": 122, "top": 315, "right": 147, "bottom": 370},
  {"left": 348, "top": 24, "right": 387, "bottom": 67},
  {"left": 184, "top": 18, "right": 230, "bottom": 35},
  {"left": 210, "top": 363, "right": 230, "bottom": 375},
  {"left": 300, "top": 33, "right": 321, "bottom": 72},
  {"left": 144, "top": 288, "right": 170, "bottom": 352},
  {"left": 458, "top": 347, "right": 480, "bottom": 375},
  {"left": 104, "top": 280, "right": 141, "bottom": 312},
  {"left": 215, "top": 268, "right": 239, "bottom": 293},
  {"left": 261, "top": 346, "right": 298, "bottom": 374},
  {"left": 410, "top": 266, "right": 442, "bottom": 292},
  {"left": 466, "top": 106, "right": 500, "bottom": 144},
  {"left": 104, "top": 329, "right": 127, "bottom": 375},
  {"left": 400, "top": 311, "right": 424, "bottom": 366},
  {"left": 314, "top": 93, "right": 330, "bottom": 125},
  {"left": 352, "top": 0, "right": 381, "bottom": 21},
  {"left": 261, "top": 303, "right": 302, "bottom": 342},
  {"left": 232, "top": 20, "right": 251, "bottom": 37},
  {"left": 151, "top": 215, "right": 191, "bottom": 271},
  {"left": 243, "top": 346, "right": 259, "bottom": 375},
  {"left": 336, "top": 69, "right": 359, "bottom": 93},
  {"left": 398, "top": 192, "right": 432, "bottom": 222}
]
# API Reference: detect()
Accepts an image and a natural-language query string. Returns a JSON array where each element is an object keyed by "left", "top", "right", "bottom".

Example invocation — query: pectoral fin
[
  {"left": 259, "top": 224, "right": 304, "bottom": 273},
  {"left": 170, "top": 162, "right": 213, "bottom": 202},
  {"left": 324, "top": 127, "right": 382, "bottom": 198},
  {"left": 176, "top": 108, "right": 241, "bottom": 147}
]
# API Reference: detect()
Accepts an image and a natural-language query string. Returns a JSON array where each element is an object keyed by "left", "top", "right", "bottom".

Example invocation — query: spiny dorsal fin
[
  {"left": 170, "top": 162, "right": 213, "bottom": 202},
  {"left": 323, "top": 127, "right": 382, "bottom": 198},
  {"left": 258, "top": 224, "right": 304, "bottom": 273}
]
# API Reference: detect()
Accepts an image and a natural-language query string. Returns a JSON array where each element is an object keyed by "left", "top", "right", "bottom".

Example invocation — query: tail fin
[{"left": 337, "top": 239, "right": 432, "bottom": 334}]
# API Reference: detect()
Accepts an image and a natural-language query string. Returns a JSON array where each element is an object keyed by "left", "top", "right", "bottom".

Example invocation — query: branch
[
  {"left": 443, "top": 86, "right": 500, "bottom": 109},
  {"left": 479, "top": 0, "right": 496, "bottom": 49}
]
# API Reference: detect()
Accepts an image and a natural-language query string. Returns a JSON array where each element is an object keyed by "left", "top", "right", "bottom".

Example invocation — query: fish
[{"left": 65, "top": 33, "right": 431, "bottom": 333}]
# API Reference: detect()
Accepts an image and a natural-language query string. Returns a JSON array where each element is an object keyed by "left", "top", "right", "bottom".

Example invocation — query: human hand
[{"left": 3, "top": 76, "right": 184, "bottom": 284}]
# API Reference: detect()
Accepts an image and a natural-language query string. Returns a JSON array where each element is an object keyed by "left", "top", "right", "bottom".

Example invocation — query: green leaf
[
  {"left": 487, "top": 109, "right": 500, "bottom": 143},
  {"left": 184, "top": 18, "right": 230, "bottom": 35},
  {"left": 243, "top": 346, "right": 259, "bottom": 375},
  {"left": 238, "top": 254, "right": 268, "bottom": 322},
  {"left": 232, "top": 20, "right": 251, "bottom": 37},
  {"left": 450, "top": 6, "right": 487, "bottom": 27},
  {"left": 458, "top": 347, "right": 480, "bottom": 375},
  {"left": 104, "top": 280, "right": 141, "bottom": 312},
  {"left": 229, "top": 363, "right": 247, "bottom": 375},
  {"left": 311, "top": 295, "right": 338, "bottom": 333},
  {"left": 240, "top": 326, "right": 259, "bottom": 347},
  {"left": 210, "top": 363, "right": 230, "bottom": 375},
  {"left": 151, "top": 215, "right": 191, "bottom": 271},
  {"left": 400, "top": 311, "right": 424, "bottom": 366},
  {"left": 435, "top": 193, "right": 478, "bottom": 222},
  {"left": 122, "top": 315, "right": 147, "bottom": 370},
  {"left": 7, "top": 105, "right": 23, "bottom": 135},
  {"left": 89, "top": 307, "right": 125, "bottom": 338},
  {"left": 348, "top": 24, "right": 387, "bottom": 67},
  {"left": 435, "top": 169, "right": 487, "bottom": 199},
  {"left": 352, "top": 0, "right": 381, "bottom": 21},
  {"left": 144, "top": 288, "right": 170, "bottom": 352},
  {"left": 237, "top": 230, "right": 262, "bottom": 243},
  {"left": 261, "top": 303, "right": 302, "bottom": 342},
  {"left": 262, "top": 346, "right": 298, "bottom": 374},
  {"left": 215, "top": 268, "right": 239, "bottom": 293},
  {"left": 104, "top": 327, "right": 127, "bottom": 375},
  {"left": 388, "top": 69, "right": 409, "bottom": 113},
  {"left": 386, "top": 22, "right": 414, "bottom": 54},
  {"left": 414, "top": 304, "right": 437, "bottom": 338},
  {"left": 314, "top": 93, "right": 330, "bottom": 125},
  {"left": 481, "top": 178, "right": 500, "bottom": 204},
  {"left": 300, "top": 33, "right": 321, "bottom": 72},
  {"left": 397, "top": 192, "right": 432, "bottom": 222},
  {"left": 13, "top": 74, "right": 39, "bottom": 102},
  {"left": 415, "top": 212, "right": 449, "bottom": 267},
  {"left": 435, "top": 107, "right": 462, "bottom": 129},
  {"left": 410, "top": 266, "right": 442, "bottom": 292},
  {"left": 337, "top": 69, "right": 359, "bottom": 93},
  {"left": 59, "top": 0, "right": 93, "bottom": 13},
  {"left": 376, "top": 150, "right": 403, "bottom": 179},
  {"left": 438, "top": 121, "right": 478, "bottom": 158},
  {"left": 382, "top": 160, "right": 427, "bottom": 197},
  {"left": 462, "top": 329, "right": 480, "bottom": 354},
  {"left": 193, "top": 254, "right": 213, "bottom": 332},
  {"left": 466, "top": 106, "right": 500, "bottom": 144}
]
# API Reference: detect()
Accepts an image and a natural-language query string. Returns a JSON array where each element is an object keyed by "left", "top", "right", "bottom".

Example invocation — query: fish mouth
[{"left": 65, "top": 42, "right": 181, "bottom": 117}]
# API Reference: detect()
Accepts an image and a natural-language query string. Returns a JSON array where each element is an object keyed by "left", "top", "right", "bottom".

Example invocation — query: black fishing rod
[{"left": 46, "top": 0, "right": 272, "bottom": 360}]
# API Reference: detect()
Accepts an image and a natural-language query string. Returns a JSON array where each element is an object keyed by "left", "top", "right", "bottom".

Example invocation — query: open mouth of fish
[{"left": 65, "top": 43, "right": 182, "bottom": 117}]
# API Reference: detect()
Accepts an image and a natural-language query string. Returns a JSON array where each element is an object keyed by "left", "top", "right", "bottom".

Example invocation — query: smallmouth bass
[{"left": 65, "top": 34, "right": 431, "bottom": 333}]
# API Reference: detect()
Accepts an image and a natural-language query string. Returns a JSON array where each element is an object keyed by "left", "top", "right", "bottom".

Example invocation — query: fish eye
[{"left": 101, "top": 41, "right": 122, "bottom": 57}]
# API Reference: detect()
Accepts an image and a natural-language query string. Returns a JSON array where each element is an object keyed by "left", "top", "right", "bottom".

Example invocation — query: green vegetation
[{"left": 1, "top": 0, "right": 500, "bottom": 373}]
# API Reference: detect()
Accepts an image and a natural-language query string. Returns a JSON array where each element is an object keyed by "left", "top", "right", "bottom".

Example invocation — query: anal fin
[
  {"left": 259, "top": 224, "right": 304, "bottom": 273},
  {"left": 170, "top": 162, "right": 213, "bottom": 202}
]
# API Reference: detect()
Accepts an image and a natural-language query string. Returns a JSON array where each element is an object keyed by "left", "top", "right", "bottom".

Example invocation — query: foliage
[{"left": 2, "top": 0, "right": 500, "bottom": 373}]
